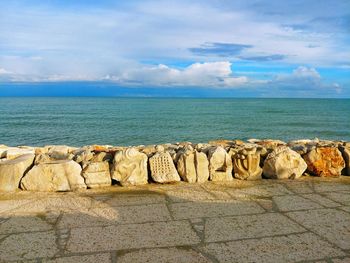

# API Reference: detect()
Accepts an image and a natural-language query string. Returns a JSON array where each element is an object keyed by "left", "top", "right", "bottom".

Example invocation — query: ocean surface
[{"left": 0, "top": 97, "right": 349, "bottom": 147}]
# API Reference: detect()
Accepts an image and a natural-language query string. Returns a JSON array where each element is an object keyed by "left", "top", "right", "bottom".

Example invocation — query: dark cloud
[
  {"left": 189, "top": 42, "right": 252, "bottom": 57},
  {"left": 239, "top": 54, "right": 286, "bottom": 61}
]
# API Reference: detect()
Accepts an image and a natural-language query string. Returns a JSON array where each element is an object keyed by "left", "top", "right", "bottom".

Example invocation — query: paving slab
[
  {"left": 58, "top": 203, "right": 171, "bottom": 228},
  {"left": 0, "top": 216, "right": 53, "bottom": 234},
  {"left": 2, "top": 196, "right": 94, "bottom": 216},
  {"left": 280, "top": 181, "right": 315, "bottom": 194},
  {"left": 227, "top": 183, "right": 293, "bottom": 198},
  {"left": 117, "top": 247, "right": 212, "bottom": 263},
  {"left": 287, "top": 208, "right": 350, "bottom": 250},
  {"left": 205, "top": 213, "right": 306, "bottom": 242},
  {"left": 301, "top": 193, "right": 342, "bottom": 207},
  {"left": 0, "top": 199, "right": 33, "bottom": 214},
  {"left": 202, "top": 232, "right": 345, "bottom": 263},
  {"left": 67, "top": 220, "right": 200, "bottom": 253},
  {"left": 43, "top": 253, "right": 112, "bottom": 263},
  {"left": 0, "top": 231, "right": 58, "bottom": 261},
  {"left": 103, "top": 193, "right": 166, "bottom": 207},
  {"left": 273, "top": 195, "right": 323, "bottom": 211},
  {"left": 323, "top": 192, "right": 350, "bottom": 206},
  {"left": 331, "top": 257, "right": 350, "bottom": 263},
  {"left": 165, "top": 188, "right": 216, "bottom": 202},
  {"left": 1, "top": 177, "right": 350, "bottom": 263},
  {"left": 313, "top": 182, "right": 350, "bottom": 193},
  {"left": 169, "top": 200, "right": 264, "bottom": 219},
  {"left": 339, "top": 206, "right": 350, "bottom": 213}
]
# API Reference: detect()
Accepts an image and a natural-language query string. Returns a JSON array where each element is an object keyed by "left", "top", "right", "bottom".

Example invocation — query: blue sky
[{"left": 0, "top": 0, "right": 349, "bottom": 97}]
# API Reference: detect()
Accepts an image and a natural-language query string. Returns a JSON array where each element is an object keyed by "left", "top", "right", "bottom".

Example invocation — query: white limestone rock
[
  {"left": 176, "top": 150, "right": 209, "bottom": 183},
  {"left": 195, "top": 151, "right": 210, "bottom": 183},
  {"left": 231, "top": 146, "right": 263, "bottom": 180},
  {"left": 21, "top": 160, "right": 86, "bottom": 191},
  {"left": 82, "top": 161, "right": 111, "bottom": 188},
  {"left": 149, "top": 151, "right": 180, "bottom": 183},
  {"left": 2, "top": 147, "right": 35, "bottom": 160},
  {"left": 73, "top": 148, "right": 94, "bottom": 163},
  {"left": 208, "top": 146, "right": 233, "bottom": 181},
  {"left": 0, "top": 154, "right": 35, "bottom": 192},
  {"left": 263, "top": 146, "right": 307, "bottom": 179},
  {"left": 177, "top": 150, "right": 197, "bottom": 183},
  {"left": 111, "top": 148, "right": 148, "bottom": 186}
]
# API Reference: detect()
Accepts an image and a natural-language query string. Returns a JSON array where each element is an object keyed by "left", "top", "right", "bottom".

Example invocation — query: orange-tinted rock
[
  {"left": 92, "top": 145, "right": 110, "bottom": 152},
  {"left": 303, "top": 147, "right": 345, "bottom": 177}
]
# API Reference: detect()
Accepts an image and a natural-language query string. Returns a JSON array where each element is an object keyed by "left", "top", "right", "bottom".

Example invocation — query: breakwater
[{"left": 0, "top": 139, "right": 349, "bottom": 192}]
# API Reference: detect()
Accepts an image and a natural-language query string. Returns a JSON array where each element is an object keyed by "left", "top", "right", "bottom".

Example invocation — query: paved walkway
[{"left": 0, "top": 177, "right": 350, "bottom": 263}]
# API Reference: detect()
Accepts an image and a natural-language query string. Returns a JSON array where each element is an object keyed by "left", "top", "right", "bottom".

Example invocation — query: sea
[{"left": 0, "top": 97, "right": 349, "bottom": 147}]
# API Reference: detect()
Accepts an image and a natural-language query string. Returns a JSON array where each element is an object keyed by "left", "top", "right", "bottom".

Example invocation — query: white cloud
[
  {"left": 274, "top": 66, "right": 321, "bottom": 82},
  {"left": 265, "top": 66, "right": 342, "bottom": 97},
  {"left": 292, "top": 66, "right": 321, "bottom": 79},
  {"left": 0, "top": 0, "right": 349, "bottom": 83},
  {"left": 109, "top": 61, "right": 248, "bottom": 88},
  {"left": 0, "top": 68, "right": 12, "bottom": 74},
  {"left": 0, "top": 61, "right": 248, "bottom": 88}
]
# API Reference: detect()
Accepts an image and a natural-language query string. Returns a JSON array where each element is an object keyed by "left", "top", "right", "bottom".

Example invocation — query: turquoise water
[{"left": 0, "top": 97, "right": 349, "bottom": 146}]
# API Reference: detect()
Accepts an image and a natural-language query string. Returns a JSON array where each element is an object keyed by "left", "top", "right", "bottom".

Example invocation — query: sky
[{"left": 0, "top": 0, "right": 349, "bottom": 97}]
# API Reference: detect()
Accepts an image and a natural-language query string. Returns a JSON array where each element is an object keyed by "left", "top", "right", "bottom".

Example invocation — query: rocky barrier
[{"left": 0, "top": 139, "right": 349, "bottom": 192}]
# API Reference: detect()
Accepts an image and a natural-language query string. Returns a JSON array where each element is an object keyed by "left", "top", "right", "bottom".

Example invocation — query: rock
[
  {"left": 141, "top": 145, "right": 157, "bottom": 157},
  {"left": 0, "top": 145, "right": 8, "bottom": 158},
  {"left": 111, "top": 148, "right": 148, "bottom": 186},
  {"left": 155, "top": 145, "right": 165, "bottom": 152},
  {"left": 288, "top": 139, "right": 315, "bottom": 144},
  {"left": 289, "top": 144, "right": 309, "bottom": 155},
  {"left": 92, "top": 145, "right": 112, "bottom": 152},
  {"left": 34, "top": 148, "right": 75, "bottom": 164},
  {"left": 231, "top": 147, "right": 262, "bottom": 180},
  {"left": 149, "top": 151, "right": 180, "bottom": 183},
  {"left": 91, "top": 152, "right": 113, "bottom": 163},
  {"left": 208, "top": 146, "right": 233, "bottom": 181},
  {"left": 208, "top": 140, "right": 236, "bottom": 148},
  {"left": 176, "top": 141, "right": 192, "bottom": 147},
  {"left": 0, "top": 154, "right": 35, "bottom": 191},
  {"left": 303, "top": 147, "right": 345, "bottom": 177},
  {"left": 194, "top": 143, "right": 211, "bottom": 152},
  {"left": 176, "top": 150, "right": 209, "bottom": 183},
  {"left": 34, "top": 153, "right": 53, "bottom": 165},
  {"left": 73, "top": 148, "right": 94, "bottom": 163},
  {"left": 47, "top": 145, "right": 70, "bottom": 154},
  {"left": 316, "top": 140, "right": 340, "bottom": 148},
  {"left": 339, "top": 146, "right": 350, "bottom": 176},
  {"left": 21, "top": 160, "right": 86, "bottom": 191},
  {"left": 248, "top": 139, "right": 286, "bottom": 150},
  {"left": 195, "top": 151, "right": 210, "bottom": 182},
  {"left": 2, "top": 147, "right": 35, "bottom": 159},
  {"left": 263, "top": 146, "right": 307, "bottom": 179},
  {"left": 177, "top": 150, "right": 196, "bottom": 183},
  {"left": 82, "top": 162, "right": 111, "bottom": 188}
]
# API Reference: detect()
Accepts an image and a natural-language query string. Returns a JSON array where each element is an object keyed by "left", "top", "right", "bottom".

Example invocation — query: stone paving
[{"left": 0, "top": 177, "right": 350, "bottom": 263}]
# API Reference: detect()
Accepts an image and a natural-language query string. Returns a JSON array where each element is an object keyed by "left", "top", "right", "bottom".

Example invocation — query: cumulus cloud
[
  {"left": 0, "top": 61, "right": 248, "bottom": 88},
  {"left": 292, "top": 66, "right": 321, "bottom": 78},
  {"left": 109, "top": 61, "right": 248, "bottom": 88},
  {"left": 264, "top": 66, "right": 342, "bottom": 97}
]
